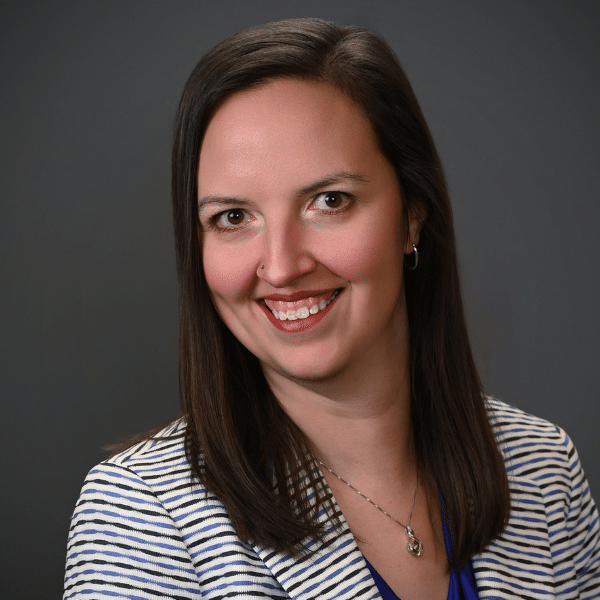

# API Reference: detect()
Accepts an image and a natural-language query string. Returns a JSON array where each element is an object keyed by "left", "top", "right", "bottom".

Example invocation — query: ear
[{"left": 404, "top": 200, "right": 426, "bottom": 254}]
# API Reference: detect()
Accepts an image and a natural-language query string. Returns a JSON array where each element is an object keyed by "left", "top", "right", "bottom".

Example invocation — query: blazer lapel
[{"left": 253, "top": 490, "right": 381, "bottom": 600}]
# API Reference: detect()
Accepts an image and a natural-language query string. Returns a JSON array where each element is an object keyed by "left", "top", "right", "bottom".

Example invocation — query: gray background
[{"left": 1, "top": 1, "right": 598, "bottom": 597}]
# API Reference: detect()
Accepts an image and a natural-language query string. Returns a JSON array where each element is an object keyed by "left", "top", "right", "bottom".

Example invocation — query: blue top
[{"left": 364, "top": 498, "right": 479, "bottom": 600}]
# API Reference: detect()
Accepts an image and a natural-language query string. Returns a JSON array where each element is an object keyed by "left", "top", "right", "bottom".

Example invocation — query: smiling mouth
[{"left": 262, "top": 289, "right": 342, "bottom": 321}]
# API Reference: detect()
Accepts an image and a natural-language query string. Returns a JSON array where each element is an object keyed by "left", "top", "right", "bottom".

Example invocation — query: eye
[
  {"left": 312, "top": 191, "right": 350, "bottom": 211},
  {"left": 223, "top": 209, "right": 244, "bottom": 225},
  {"left": 214, "top": 208, "right": 250, "bottom": 230}
]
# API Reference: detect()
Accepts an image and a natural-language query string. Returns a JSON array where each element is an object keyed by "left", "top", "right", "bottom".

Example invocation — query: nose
[{"left": 257, "top": 220, "right": 317, "bottom": 287}]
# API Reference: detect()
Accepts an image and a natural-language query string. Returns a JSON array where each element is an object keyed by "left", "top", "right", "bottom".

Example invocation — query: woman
[{"left": 64, "top": 18, "right": 599, "bottom": 599}]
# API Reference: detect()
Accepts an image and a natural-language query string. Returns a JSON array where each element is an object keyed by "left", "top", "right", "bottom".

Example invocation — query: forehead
[
  {"left": 205, "top": 78, "right": 374, "bottom": 137},
  {"left": 197, "top": 79, "right": 386, "bottom": 195}
]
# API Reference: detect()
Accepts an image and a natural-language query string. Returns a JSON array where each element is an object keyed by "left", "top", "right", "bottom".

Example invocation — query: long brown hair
[{"left": 170, "top": 17, "right": 510, "bottom": 567}]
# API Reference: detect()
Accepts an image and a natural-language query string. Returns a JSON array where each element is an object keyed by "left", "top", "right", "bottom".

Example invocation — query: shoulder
[
  {"left": 76, "top": 418, "right": 227, "bottom": 525},
  {"left": 484, "top": 397, "right": 587, "bottom": 531},
  {"left": 485, "top": 396, "right": 597, "bottom": 525},
  {"left": 484, "top": 396, "right": 592, "bottom": 516},
  {"left": 66, "top": 420, "right": 257, "bottom": 598},
  {"left": 485, "top": 396, "right": 565, "bottom": 440},
  {"left": 81, "top": 418, "right": 195, "bottom": 502},
  {"left": 65, "top": 420, "right": 203, "bottom": 597},
  {"left": 476, "top": 398, "right": 600, "bottom": 598},
  {"left": 99, "top": 418, "right": 190, "bottom": 479},
  {"left": 485, "top": 396, "right": 575, "bottom": 481}
]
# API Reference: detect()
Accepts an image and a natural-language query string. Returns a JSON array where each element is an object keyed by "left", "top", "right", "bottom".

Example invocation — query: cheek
[
  {"left": 203, "top": 242, "right": 257, "bottom": 301},
  {"left": 322, "top": 241, "right": 380, "bottom": 277},
  {"left": 318, "top": 219, "right": 404, "bottom": 281}
]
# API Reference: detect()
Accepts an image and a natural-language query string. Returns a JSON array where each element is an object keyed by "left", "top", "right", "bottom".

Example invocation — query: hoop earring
[{"left": 404, "top": 244, "right": 418, "bottom": 270}]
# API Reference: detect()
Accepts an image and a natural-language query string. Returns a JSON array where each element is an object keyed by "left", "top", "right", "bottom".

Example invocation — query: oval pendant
[{"left": 405, "top": 526, "right": 423, "bottom": 557}]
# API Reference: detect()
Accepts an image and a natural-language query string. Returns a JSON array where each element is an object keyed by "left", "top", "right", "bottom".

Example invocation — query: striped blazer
[{"left": 64, "top": 400, "right": 600, "bottom": 599}]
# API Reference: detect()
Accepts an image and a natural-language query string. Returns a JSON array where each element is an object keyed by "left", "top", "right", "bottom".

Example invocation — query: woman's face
[{"left": 197, "top": 79, "right": 420, "bottom": 383}]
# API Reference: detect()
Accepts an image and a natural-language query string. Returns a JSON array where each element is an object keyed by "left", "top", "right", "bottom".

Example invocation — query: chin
[{"left": 263, "top": 355, "right": 348, "bottom": 385}]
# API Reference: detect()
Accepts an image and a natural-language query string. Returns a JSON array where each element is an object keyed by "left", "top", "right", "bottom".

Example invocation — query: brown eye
[
  {"left": 323, "top": 192, "right": 343, "bottom": 208},
  {"left": 226, "top": 209, "right": 244, "bottom": 225},
  {"left": 312, "top": 191, "right": 351, "bottom": 213}
]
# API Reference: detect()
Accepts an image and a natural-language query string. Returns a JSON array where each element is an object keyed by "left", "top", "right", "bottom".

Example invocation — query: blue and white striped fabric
[{"left": 64, "top": 399, "right": 600, "bottom": 598}]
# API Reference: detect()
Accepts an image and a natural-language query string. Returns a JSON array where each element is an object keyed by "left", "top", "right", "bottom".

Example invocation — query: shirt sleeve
[
  {"left": 561, "top": 427, "right": 600, "bottom": 598},
  {"left": 63, "top": 461, "right": 201, "bottom": 599}
]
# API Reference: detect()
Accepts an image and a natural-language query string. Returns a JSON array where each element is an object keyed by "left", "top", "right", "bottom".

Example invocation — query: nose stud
[{"left": 259, "top": 264, "right": 265, "bottom": 269}]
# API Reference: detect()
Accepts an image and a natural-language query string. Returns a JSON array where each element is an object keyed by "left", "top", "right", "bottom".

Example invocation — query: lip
[
  {"left": 258, "top": 288, "right": 344, "bottom": 333},
  {"left": 260, "top": 289, "right": 335, "bottom": 302}
]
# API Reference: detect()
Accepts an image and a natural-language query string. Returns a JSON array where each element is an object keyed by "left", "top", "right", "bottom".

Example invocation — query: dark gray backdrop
[{"left": 2, "top": 1, "right": 598, "bottom": 597}]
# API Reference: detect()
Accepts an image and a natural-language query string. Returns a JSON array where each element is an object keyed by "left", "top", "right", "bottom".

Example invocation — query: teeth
[{"left": 271, "top": 289, "right": 341, "bottom": 321}]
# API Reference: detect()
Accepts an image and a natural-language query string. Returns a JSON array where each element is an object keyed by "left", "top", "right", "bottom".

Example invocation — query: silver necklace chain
[{"left": 318, "top": 460, "right": 424, "bottom": 557}]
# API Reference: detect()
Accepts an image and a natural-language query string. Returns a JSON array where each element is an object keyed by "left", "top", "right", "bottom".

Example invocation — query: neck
[{"left": 263, "top": 336, "right": 415, "bottom": 488}]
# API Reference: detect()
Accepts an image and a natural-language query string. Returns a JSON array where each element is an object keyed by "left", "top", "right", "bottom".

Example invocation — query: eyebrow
[
  {"left": 296, "top": 171, "right": 371, "bottom": 196},
  {"left": 197, "top": 171, "right": 371, "bottom": 209},
  {"left": 197, "top": 195, "right": 252, "bottom": 211}
]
